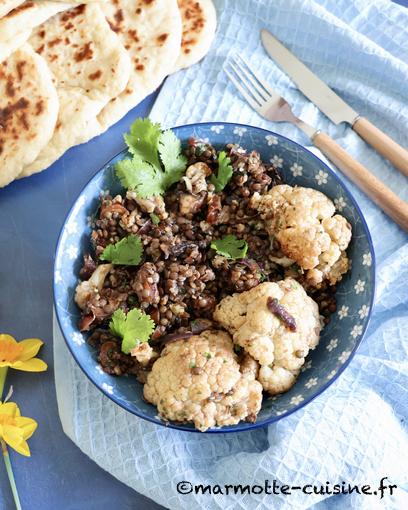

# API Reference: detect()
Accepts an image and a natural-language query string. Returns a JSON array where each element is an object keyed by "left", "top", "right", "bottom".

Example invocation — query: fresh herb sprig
[
  {"left": 116, "top": 118, "right": 187, "bottom": 198},
  {"left": 100, "top": 235, "right": 143, "bottom": 266},
  {"left": 150, "top": 213, "right": 160, "bottom": 225},
  {"left": 210, "top": 151, "right": 233, "bottom": 192},
  {"left": 109, "top": 308, "right": 155, "bottom": 354},
  {"left": 211, "top": 234, "right": 248, "bottom": 260}
]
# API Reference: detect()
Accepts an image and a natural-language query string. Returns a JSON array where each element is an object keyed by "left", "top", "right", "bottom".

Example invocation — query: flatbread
[
  {"left": 0, "top": 44, "right": 59, "bottom": 188},
  {"left": 0, "top": 0, "right": 24, "bottom": 18},
  {"left": 0, "top": 0, "right": 102, "bottom": 17},
  {"left": 0, "top": 2, "right": 75, "bottom": 43},
  {"left": 19, "top": 3, "right": 131, "bottom": 178},
  {"left": 79, "top": 0, "right": 182, "bottom": 142},
  {"left": 174, "top": 0, "right": 216, "bottom": 72},
  {"left": 0, "top": 30, "right": 31, "bottom": 64}
]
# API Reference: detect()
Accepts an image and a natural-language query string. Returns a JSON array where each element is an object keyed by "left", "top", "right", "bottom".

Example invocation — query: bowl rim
[{"left": 53, "top": 121, "right": 376, "bottom": 433}]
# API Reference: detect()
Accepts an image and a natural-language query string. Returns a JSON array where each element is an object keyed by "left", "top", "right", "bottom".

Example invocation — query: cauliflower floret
[
  {"left": 307, "top": 251, "right": 350, "bottom": 287},
  {"left": 74, "top": 264, "right": 112, "bottom": 310},
  {"left": 258, "top": 365, "right": 298, "bottom": 395},
  {"left": 130, "top": 342, "right": 158, "bottom": 366},
  {"left": 183, "top": 162, "right": 211, "bottom": 194},
  {"left": 213, "top": 280, "right": 321, "bottom": 394},
  {"left": 178, "top": 193, "right": 205, "bottom": 215},
  {"left": 250, "top": 185, "right": 352, "bottom": 286},
  {"left": 143, "top": 330, "right": 263, "bottom": 431},
  {"left": 127, "top": 192, "right": 168, "bottom": 220},
  {"left": 240, "top": 353, "right": 259, "bottom": 380}
]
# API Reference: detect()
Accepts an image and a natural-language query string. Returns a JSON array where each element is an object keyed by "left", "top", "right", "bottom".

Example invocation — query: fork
[{"left": 225, "top": 54, "right": 408, "bottom": 232}]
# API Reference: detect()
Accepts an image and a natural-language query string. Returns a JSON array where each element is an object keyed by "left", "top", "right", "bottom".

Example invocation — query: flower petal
[
  {"left": 0, "top": 334, "right": 17, "bottom": 344},
  {"left": 3, "top": 426, "right": 30, "bottom": 456},
  {"left": 15, "top": 417, "right": 37, "bottom": 440},
  {"left": 18, "top": 339, "right": 44, "bottom": 361},
  {"left": 12, "top": 358, "right": 48, "bottom": 372},
  {"left": 0, "top": 402, "right": 18, "bottom": 417},
  {"left": 10, "top": 440, "right": 31, "bottom": 457}
]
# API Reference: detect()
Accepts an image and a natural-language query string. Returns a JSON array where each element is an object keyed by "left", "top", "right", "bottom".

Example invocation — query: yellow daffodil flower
[
  {"left": 0, "top": 402, "right": 37, "bottom": 456},
  {"left": 0, "top": 334, "right": 47, "bottom": 372}
]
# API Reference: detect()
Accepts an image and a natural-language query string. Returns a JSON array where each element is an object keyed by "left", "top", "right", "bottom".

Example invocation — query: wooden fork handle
[
  {"left": 353, "top": 117, "right": 408, "bottom": 177},
  {"left": 312, "top": 131, "right": 408, "bottom": 232}
]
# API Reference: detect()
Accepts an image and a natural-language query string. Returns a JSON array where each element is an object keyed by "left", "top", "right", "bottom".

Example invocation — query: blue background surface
[
  {"left": 0, "top": 94, "right": 163, "bottom": 510},
  {"left": 0, "top": 0, "right": 407, "bottom": 507}
]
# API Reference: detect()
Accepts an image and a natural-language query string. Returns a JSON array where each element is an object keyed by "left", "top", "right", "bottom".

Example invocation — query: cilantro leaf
[
  {"left": 158, "top": 129, "right": 187, "bottom": 189},
  {"left": 109, "top": 309, "right": 126, "bottom": 338},
  {"left": 150, "top": 213, "right": 160, "bottom": 225},
  {"left": 100, "top": 235, "right": 143, "bottom": 265},
  {"left": 211, "top": 235, "right": 248, "bottom": 259},
  {"left": 210, "top": 151, "right": 233, "bottom": 192},
  {"left": 116, "top": 157, "right": 162, "bottom": 198},
  {"left": 109, "top": 308, "right": 155, "bottom": 354},
  {"left": 124, "top": 118, "right": 162, "bottom": 169},
  {"left": 116, "top": 118, "right": 187, "bottom": 198}
]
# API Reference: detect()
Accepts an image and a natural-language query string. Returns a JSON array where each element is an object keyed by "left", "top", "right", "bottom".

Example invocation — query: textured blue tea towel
[{"left": 54, "top": 0, "right": 408, "bottom": 508}]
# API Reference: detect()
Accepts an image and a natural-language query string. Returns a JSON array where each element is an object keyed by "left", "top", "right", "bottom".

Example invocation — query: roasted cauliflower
[
  {"left": 75, "top": 264, "right": 112, "bottom": 310},
  {"left": 183, "top": 162, "right": 212, "bottom": 194},
  {"left": 130, "top": 342, "right": 158, "bottom": 366},
  {"left": 213, "top": 280, "right": 321, "bottom": 394},
  {"left": 143, "top": 330, "right": 263, "bottom": 431},
  {"left": 127, "top": 191, "right": 168, "bottom": 220},
  {"left": 258, "top": 365, "right": 298, "bottom": 395},
  {"left": 251, "top": 185, "right": 352, "bottom": 286}
]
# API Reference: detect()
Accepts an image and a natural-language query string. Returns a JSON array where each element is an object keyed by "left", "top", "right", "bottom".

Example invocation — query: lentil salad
[{"left": 74, "top": 119, "right": 352, "bottom": 431}]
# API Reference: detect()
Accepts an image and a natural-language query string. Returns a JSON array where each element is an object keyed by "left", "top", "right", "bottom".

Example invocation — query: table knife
[{"left": 261, "top": 29, "right": 408, "bottom": 177}]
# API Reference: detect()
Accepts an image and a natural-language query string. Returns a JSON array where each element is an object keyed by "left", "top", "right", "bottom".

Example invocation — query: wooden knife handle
[
  {"left": 313, "top": 131, "right": 408, "bottom": 232},
  {"left": 353, "top": 117, "right": 408, "bottom": 177}
]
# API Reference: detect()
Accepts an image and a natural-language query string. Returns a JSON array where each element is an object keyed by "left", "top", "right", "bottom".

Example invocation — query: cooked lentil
[{"left": 77, "top": 140, "right": 339, "bottom": 375}]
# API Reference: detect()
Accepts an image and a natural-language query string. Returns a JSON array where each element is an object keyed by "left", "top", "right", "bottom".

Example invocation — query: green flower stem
[
  {"left": 1, "top": 439, "right": 21, "bottom": 510},
  {"left": 0, "top": 366, "right": 22, "bottom": 510},
  {"left": 0, "top": 366, "right": 8, "bottom": 399}
]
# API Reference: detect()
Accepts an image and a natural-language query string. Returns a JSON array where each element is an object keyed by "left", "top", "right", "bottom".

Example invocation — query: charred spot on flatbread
[
  {"left": 0, "top": 45, "right": 58, "bottom": 187},
  {"left": 18, "top": 3, "right": 131, "bottom": 179},
  {"left": 174, "top": 0, "right": 216, "bottom": 71}
]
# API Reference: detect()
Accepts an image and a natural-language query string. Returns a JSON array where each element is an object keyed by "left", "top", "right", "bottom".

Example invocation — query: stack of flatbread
[{"left": 0, "top": 0, "right": 217, "bottom": 188}]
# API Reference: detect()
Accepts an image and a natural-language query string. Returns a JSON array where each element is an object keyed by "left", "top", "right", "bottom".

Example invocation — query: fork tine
[
  {"left": 229, "top": 61, "right": 265, "bottom": 106},
  {"left": 232, "top": 55, "right": 270, "bottom": 102},
  {"left": 237, "top": 55, "right": 279, "bottom": 99},
  {"left": 224, "top": 66, "right": 261, "bottom": 110}
]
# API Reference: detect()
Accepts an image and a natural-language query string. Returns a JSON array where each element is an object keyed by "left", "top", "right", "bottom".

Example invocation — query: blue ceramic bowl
[{"left": 54, "top": 122, "right": 375, "bottom": 433}]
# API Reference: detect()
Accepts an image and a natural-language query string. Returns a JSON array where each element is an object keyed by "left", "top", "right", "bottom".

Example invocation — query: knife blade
[
  {"left": 260, "top": 28, "right": 408, "bottom": 177},
  {"left": 261, "top": 29, "right": 358, "bottom": 125}
]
